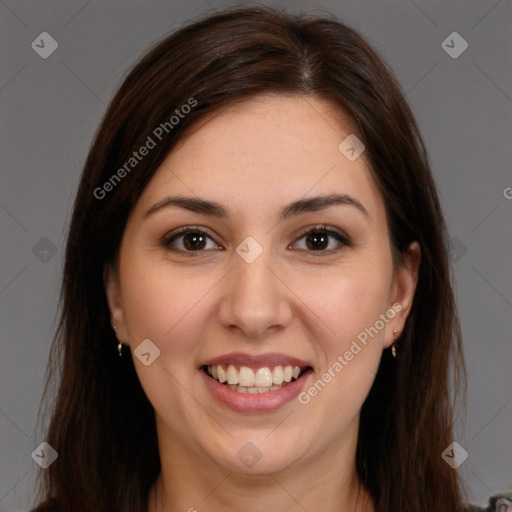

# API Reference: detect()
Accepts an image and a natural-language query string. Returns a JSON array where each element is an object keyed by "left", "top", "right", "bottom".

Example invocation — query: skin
[{"left": 105, "top": 94, "right": 420, "bottom": 512}]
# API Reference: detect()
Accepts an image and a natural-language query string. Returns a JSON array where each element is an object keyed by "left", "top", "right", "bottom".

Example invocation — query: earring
[
  {"left": 112, "top": 325, "right": 123, "bottom": 357},
  {"left": 391, "top": 329, "right": 399, "bottom": 358}
]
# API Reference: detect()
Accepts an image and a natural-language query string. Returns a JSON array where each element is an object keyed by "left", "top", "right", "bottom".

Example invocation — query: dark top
[{"left": 31, "top": 492, "right": 512, "bottom": 511}]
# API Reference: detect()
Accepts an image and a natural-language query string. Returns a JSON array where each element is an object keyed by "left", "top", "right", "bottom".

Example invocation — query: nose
[{"left": 217, "top": 242, "right": 293, "bottom": 339}]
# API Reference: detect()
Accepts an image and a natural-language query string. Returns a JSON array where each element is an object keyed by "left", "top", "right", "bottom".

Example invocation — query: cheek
[
  {"left": 296, "top": 272, "right": 387, "bottom": 421},
  {"left": 119, "top": 258, "right": 213, "bottom": 416},
  {"left": 120, "top": 256, "right": 214, "bottom": 359},
  {"left": 298, "top": 264, "right": 390, "bottom": 346}
]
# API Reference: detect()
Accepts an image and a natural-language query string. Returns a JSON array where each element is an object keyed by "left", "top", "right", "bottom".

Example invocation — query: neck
[{"left": 148, "top": 421, "right": 375, "bottom": 512}]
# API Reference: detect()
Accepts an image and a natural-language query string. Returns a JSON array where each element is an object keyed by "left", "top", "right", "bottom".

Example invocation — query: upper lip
[{"left": 200, "top": 352, "right": 312, "bottom": 369}]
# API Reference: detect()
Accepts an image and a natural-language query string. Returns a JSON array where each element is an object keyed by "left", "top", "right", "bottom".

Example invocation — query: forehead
[{"left": 135, "top": 94, "right": 385, "bottom": 225}]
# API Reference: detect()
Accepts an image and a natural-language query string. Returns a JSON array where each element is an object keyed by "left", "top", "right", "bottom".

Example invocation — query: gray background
[{"left": 1, "top": 0, "right": 511, "bottom": 510}]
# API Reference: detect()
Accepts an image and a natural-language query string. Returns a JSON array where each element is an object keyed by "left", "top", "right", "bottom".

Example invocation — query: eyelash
[{"left": 160, "top": 224, "right": 351, "bottom": 257}]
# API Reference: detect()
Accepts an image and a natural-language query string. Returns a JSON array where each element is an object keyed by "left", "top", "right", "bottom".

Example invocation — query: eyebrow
[{"left": 143, "top": 193, "right": 370, "bottom": 221}]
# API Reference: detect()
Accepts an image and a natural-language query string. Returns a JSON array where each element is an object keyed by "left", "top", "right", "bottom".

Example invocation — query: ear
[
  {"left": 384, "top": 241, "right": 421, "bottom": 348},
  {"left": 103, "top": 262, "right": 130, "bottom": 345}
]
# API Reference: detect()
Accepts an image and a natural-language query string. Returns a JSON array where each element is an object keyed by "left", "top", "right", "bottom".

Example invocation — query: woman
[{"left": 31, "top": 6, "right": 507, "bottom": 512}]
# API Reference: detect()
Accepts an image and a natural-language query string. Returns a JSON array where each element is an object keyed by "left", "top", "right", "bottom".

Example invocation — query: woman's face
[{"left": 106, "top": 94, "right": 420, "bottom": 476}]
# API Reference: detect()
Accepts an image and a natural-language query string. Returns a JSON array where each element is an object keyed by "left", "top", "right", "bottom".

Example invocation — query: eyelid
[{"left": 294, "top": 223, "right": 349, "bottom": 241}]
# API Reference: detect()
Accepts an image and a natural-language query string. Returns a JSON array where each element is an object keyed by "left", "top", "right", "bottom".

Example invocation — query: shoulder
[{"left": 466, "top": 493, "right": 512, "bottom": 512}]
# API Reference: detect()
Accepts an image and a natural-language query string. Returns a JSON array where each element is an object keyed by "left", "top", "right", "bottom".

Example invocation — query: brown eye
[
  {"left": 292, "top": 225, "right": 350, "bottom": 255},
  {"left": 181, "top": 232, "right": 207, "bottom": 250},
  {"left": 161, "top": 227, "right": 221, "bottom": 253},
  {"left": 305, "top": 232, "right": 329, "bottom": 250}
]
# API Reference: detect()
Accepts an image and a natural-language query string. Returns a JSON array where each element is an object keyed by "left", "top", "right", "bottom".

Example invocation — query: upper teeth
[{"left": 207, "top": 364, "right": 302, "bottom": 387}]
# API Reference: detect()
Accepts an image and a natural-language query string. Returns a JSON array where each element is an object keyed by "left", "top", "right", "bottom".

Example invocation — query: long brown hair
[{"left": 33, "top": 6, "right": 467, "bottom": 511}]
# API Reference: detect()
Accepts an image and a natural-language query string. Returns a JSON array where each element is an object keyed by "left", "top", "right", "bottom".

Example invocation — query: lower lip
[{"left": 200, "top": 368, "right": 312, "bottom": 413}]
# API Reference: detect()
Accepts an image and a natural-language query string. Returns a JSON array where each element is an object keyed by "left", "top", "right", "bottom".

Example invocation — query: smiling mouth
[{"left": 203, "top": 364, "right": 310, "bottom": 394}]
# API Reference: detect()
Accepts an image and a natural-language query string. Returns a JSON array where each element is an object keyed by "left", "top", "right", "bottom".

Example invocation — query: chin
[{"left": 206, "top": 434, "right": 306, "bottom": 476}]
